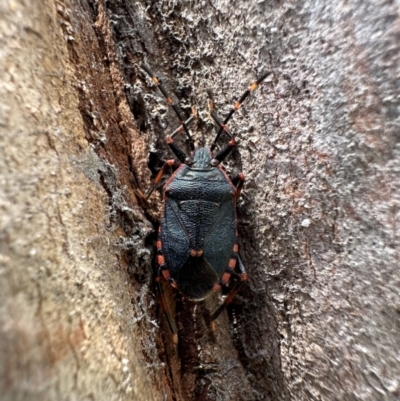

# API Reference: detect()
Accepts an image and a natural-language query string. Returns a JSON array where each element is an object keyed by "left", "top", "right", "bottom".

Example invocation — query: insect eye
[{"left": 210, "top": 158, "right": 219, "bottom": 166}]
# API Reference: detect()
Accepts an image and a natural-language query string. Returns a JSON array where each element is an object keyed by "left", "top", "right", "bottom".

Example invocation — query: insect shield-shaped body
[
  {"left": 159, "top": 147, "right": 238, "bottom": 301},
  {"left": 140, "top": 64, "right": 270, "bottom": 342}
]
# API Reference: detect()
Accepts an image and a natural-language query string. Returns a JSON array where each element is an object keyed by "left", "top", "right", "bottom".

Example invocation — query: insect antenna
[
  {"left": 141, "top": 64, "right": 195, "bottom": 151},
  {"left": 210, "top": 71, "right": 272, "bottom": 151}
]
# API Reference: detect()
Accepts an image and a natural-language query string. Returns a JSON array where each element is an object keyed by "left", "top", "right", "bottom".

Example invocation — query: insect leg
[
  {"left": 155, "top": 272, "right": 178, "bottom": 344},
  {"left": 155, "top": 236, "right": 178, "bottom": 344},
  {"left": 233, "top": 173, "right": 245, "bottom": 201},
  {"left": 236, "top": 253, "right": 248, "bottom": 281},
  {"left": 213, "top": 138, "right": 236, "bottom": 163},
  {"left": 140, "top": 112, "right": 196, "bottom": 172},
  {"left": 137, "top": 159, "right": 174, "bottom": 200},
  {"left": 209, "top": 71, "right": 271, "bottom": 151},
  {"left": 141, "top": 64, "right": 195, "bottom": 151},
  {"left": 208, "top": 107, "right": 237, "bottom": 163},
  {"left": 167, "top": 107, "right": 198, "bottom": 163},
  {"left": 211, "top": 255, "right": 248, "bottom": 322},
  {"left": 209, "top": 105, "right": 234, "bottom": 141},
  {"left": 208, "top": 93, "right": 234, "bottom": 146}
]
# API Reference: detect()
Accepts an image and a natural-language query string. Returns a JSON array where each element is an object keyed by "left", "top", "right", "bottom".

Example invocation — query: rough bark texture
[{"left": 1, "top": 0, "right": 399, "bottom": 401}]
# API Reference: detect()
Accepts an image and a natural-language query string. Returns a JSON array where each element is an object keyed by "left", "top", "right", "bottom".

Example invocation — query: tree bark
[{"left": 1, "top": 1, "right": 399, "bottom": 401}]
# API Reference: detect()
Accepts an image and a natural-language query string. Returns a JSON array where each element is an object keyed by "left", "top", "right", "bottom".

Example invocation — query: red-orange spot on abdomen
[
  {"left": 228, "top": 258, "right": 237, "bottom": 269},
  {"left": 157, "top": 255, "right": 165, "bottom": 265},
  {"left": 162, "top": 269, "right": 170, "bottom": 280},
  {"left": 190, "top": 249, "right": 204, "bottom": 257},
  {"left": 221, "top": 272, "right": 231, "bottom": 283}
]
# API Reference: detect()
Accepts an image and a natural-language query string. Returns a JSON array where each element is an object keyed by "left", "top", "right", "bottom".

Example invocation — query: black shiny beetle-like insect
[{"left": 140, "top": 64, "right": 270, "bottom": 342}]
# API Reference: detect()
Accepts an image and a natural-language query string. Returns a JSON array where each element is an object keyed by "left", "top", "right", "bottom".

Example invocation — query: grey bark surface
[{"left": 1, "top": 1, "right": 399, "bottom": 401}]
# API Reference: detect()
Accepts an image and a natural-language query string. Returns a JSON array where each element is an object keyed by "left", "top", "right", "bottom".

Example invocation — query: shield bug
[{"left": 139, "top": 64, "right": 270, "bottom": 342}]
